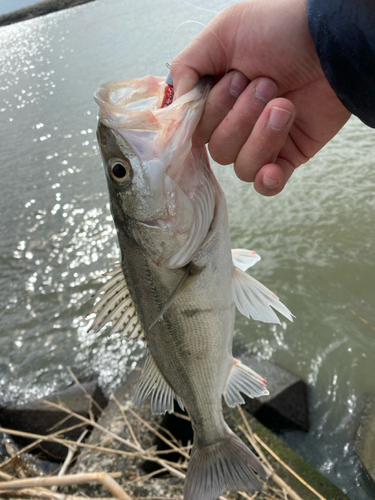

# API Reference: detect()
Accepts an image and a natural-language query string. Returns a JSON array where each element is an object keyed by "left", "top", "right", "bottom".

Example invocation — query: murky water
[{"left": 0, "top": 1, "right": 374, "bottom": 498}]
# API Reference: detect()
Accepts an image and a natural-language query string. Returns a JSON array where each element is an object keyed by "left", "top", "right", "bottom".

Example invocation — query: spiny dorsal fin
[
  {"left": 223, "top": 359, "right": 269, "bottom": 408},
  {"left": 134, "top": 352, "right": 184, "bottom": 414},
  {"left": 88, "top": 266, "right": 145, "bottom": 342}
]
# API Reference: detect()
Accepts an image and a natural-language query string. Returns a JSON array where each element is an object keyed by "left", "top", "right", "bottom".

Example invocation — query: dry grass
[{"left": 0, "top": 377, "right": 326, "bottom": 500}]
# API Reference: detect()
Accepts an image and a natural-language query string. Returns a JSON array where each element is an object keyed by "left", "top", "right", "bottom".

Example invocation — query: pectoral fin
[
  {"left": 134, "top": 352, "right": 184, "bottom": 414},
  {"left": 224, "top": 359, "right": 269, "bottom": 407},
  {"left": 148, "top": 264, "right": 191, "bottom": 331}
]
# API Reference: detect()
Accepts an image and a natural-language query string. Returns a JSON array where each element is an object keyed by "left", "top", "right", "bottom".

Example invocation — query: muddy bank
[{"left": 0, "top": 0, "right": 95, "bottom": 27}]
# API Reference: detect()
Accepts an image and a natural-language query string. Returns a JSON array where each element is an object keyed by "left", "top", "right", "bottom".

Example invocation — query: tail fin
[{"left": 184, "top": 429, "right": 267, "bottom": 500}]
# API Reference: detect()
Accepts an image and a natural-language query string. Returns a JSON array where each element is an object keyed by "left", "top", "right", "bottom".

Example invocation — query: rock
[
  {"left": 1, "top": 433, "right": 56, "bottom": 476},
  {"left": 0, "top": 378, "right": 107, "bottom": 461},
  {"left": 237, "top": 353, "right": 309, "bottom": 433},
  {"left": 356, "top": 394, "right": 375, "bottom": 483}
]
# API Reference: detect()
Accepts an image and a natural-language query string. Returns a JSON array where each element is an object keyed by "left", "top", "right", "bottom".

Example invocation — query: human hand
[{"left": 171, "top": 0, "right": 351, "bottom": 195}]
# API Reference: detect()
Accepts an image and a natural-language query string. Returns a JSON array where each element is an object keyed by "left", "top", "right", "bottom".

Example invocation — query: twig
[
  {"left": 237, "top": 407, "right": 273, "bottom": 471},
  {"left": 0, "top": 472, "right": 131, "bottom": 500},
  {"left": 153, "top": 445, "right": 192, "bottom": 456},
  {"left": 100, "top": 473, "right": 132, "bottom": 500},
  {"left": 0, "top": 491, "right": 114, "bottom": 499},
  {"left": 0, "top": 427, "right": 138, "bottom": 459},
  {"left": 127, "top": 467, "right": 168, "bottom": 485},
  {"left": 0, "top": 423, "right": 87, "bottom": 471},
  {"left": 67, "top": 367, "right": 105, "bottom": 414},
  {"left": 0, "top": 471, "right": 121, "bottom": 490},
  {"left": 0, "top": 471, "right": 13, "bottom": 481},
  {"left": 154, "top": 422, "right": 183, "bottom": 448},
  {"left": 47, "top": 414, "right": 76, "bottom": 434},
  {"left": 0, "top": 489, "right": 87, "bottom": 499},
  {"left": 237, "top": 407, "right": 304, "bottom": 500},
  {"left": 128, "top": 408, "right": 189, "bottom": 459},
  {"left": 110, "top": 390, "right": 141, "bottom": 448},
  {"left": 172, "top": 412, "right": 190, "bottom": 422},
  {"left": 349, "top": 309, "right": 375, "bottom": 332},
  {"left": 41, "top": 400, "right": 139, "bottom": 453},
  {"left": 40, "top": 401, "right": 188, "bottom": 481},
  {"left": 51, "top": 429, "right": 89, "bottom": 491},
  {"left": 238, "top": 490, "right": 258, "bottom": 499},
  {"left": 2, "top": 440, "right": 26, "bottom": 479}
]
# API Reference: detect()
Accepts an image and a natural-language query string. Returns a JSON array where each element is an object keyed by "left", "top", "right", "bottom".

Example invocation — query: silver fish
[{"left": 92, "top": 75, "right": 293, "bottom": 500}]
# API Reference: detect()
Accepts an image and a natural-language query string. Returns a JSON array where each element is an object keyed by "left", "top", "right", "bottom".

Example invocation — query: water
[{"left": 0, "top": 0, "right": 374, "bottom": 498}]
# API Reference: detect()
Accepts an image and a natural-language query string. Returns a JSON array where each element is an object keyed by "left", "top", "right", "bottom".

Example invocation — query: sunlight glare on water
[{"left": 0, "top": 1, "right": 375, "bottom": 498}]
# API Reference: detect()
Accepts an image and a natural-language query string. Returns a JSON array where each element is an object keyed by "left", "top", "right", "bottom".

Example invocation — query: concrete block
[
  {"left": 238, "top": 353, "right": 309, "bottom": 433},
  {"left": 356, "top": 394, "right": 375, "bottom": 483}
]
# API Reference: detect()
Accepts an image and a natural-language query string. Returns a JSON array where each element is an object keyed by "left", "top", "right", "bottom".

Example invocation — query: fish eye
[{"left": 108, "top": 157, "right": 132, "bottom": 186}]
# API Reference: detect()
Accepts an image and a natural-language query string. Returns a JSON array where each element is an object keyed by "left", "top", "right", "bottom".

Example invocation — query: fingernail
[
  {"left": 255, "top": 79, "right": 277, "bottom": 103},
  {"left": 173, "top": 76, "right": 197, "bottom": 99},
  {"left": 268, "top": 107, "right": 292, "bottom": 130},
  {"left": 229, "top": 72, "right": 248, "bottom": 98},
  {"left": 263, "top": 175, "right": 280, "bottom": 188}
]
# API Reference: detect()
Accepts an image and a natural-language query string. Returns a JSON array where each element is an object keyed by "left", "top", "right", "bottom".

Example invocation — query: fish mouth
[{"left": 96, "top": 75, "right": 216, "bottom": 269}]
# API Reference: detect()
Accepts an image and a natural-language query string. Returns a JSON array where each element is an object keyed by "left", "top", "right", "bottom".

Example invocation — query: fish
[{"left": 92, "top": 74, "right": 293, "bottom": 500}]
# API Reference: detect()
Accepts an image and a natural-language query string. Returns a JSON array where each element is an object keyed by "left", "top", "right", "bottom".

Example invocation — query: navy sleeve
[{"left": 307, "top": 0, "right": 375, "bottom": 128}]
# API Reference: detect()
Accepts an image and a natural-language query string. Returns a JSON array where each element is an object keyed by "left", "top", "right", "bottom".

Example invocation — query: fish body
[{"left": 93, "top": 75, "right": 293, "bottom": 500}]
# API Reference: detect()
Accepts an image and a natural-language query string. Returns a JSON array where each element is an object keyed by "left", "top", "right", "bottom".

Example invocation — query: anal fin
[
  {"left": 134, "top": 352, "right": 183, "bottom": 414},
  {"left": 224, "top": 359, "right": 269, "bottom": 407}
]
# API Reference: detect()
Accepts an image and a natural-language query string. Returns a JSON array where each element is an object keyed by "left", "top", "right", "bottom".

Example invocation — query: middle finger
[{"left": 209, "top": 77, "right": 278, "bottom": 165}]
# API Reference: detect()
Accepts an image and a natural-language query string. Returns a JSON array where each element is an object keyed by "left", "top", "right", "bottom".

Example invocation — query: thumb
[{"left": 170, "top": 61, "right": 201, "bottom": 98}]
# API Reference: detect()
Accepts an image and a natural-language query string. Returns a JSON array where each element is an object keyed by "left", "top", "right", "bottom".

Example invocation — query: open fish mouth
[{"left": 95, "top": 75, "right": 216, "bottom": 269}]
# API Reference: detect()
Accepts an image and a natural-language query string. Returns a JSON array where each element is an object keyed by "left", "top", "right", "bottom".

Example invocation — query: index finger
[{"left": 170, "top": 13, "right": 233, "bottom": 97}]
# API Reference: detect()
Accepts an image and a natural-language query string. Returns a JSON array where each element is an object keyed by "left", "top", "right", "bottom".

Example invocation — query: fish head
[
  {"left": 97, "top": 121, "right": 169, "bottom": 225},
  {"left": 95, "top": 75, "right": 216, "bottom": 269}
]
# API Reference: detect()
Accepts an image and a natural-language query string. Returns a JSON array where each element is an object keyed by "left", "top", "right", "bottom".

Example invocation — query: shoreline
[{"left": 0, "top": 0, "right": 95, "bottom": 27}]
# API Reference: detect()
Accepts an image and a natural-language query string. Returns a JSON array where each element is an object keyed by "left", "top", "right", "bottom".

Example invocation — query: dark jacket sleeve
[{"left": 307, "top": 0, "right": 375, "bottom": 128}]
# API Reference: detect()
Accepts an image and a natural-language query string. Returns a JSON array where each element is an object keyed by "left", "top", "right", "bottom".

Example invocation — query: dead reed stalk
[{"left": 0, "top": 372, "right": 326, "bottom": 500}]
